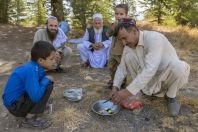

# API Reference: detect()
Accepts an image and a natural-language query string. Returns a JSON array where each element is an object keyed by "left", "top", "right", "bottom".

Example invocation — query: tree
[
  {"left": 68, "top": 0, "right": 113, "bottom": 30},
  {"left": 37, "top": 0, "right": 46, "bottom": 25},
  {"left": 51, "top": 0, "right": 64, "bottom": 21},
  {"left": 140, "top": 0, "right": 168, "bottom": 24},
  {"left": 8, "top": 0, "right": 26, "bottom": 25},
  {"left": 0, "top": 0, "right": 9, "bottom": 23},
  {"left": 170, "top": 0, "right": 198, "bottom": 26}
]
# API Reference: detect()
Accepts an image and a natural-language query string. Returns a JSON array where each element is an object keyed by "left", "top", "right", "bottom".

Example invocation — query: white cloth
[
  {"left": 77, "top": 28, "right": 112, "bottom": 68},
  {"left": 93, "top": 13, "right": 103, "bottom": 20},
  {"left": 113, "top": 30, "right": 190, "bottom": 97},
  {"left": 53, "top": 28, "right": 67, "bottom": 49}
]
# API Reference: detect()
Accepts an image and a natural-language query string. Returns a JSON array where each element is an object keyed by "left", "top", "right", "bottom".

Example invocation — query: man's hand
[
  {"left": 46, "top": 75, "right": 54, "bottom": 83},
  {"left": 110, "top": 86, "right": 119, "bottom": 98},
  {"left": 96, "top": 42, "right": 104, "bottom": 49},
  {"left": 90, "top": 43, "right": 100, "bottom": 50},
  {"left": 55, "top": 51, "right": 61, "bottom": 64},
  {"left": 112, "top": 89, "right": 132, "bottom": 105}
]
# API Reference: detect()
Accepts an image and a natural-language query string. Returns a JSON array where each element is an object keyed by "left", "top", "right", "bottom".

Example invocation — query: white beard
[{"left": 94, "top": 28, "right": 102, "bottom": 35}]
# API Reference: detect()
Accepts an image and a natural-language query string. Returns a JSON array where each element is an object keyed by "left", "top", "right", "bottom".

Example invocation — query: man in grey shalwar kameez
[
  {"left": 33, "top": 16, "right": 72, "bottom": 72},
  {"left": 110, "top": 18, "right": 190, "bottom": 116}
]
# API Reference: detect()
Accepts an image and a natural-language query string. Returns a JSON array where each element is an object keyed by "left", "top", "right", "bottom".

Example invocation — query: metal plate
[{"left": 92, "top": 100, "right": 120, "bottom": 116}]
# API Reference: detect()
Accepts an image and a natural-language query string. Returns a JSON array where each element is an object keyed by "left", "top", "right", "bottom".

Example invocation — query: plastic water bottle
[{"left": 48, "top": 98, "right": 53, "bottom": 114}]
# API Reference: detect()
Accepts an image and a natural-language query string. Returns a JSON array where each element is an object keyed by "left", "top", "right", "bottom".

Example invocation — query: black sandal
[{"left": 21, "top": 117, "right": 51, "bottom": 130}]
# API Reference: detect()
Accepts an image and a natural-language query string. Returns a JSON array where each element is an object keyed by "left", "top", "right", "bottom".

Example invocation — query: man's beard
[
  {"left": 47, "top": 28, "right": 58, "bottom": 41},
  {"left": 94, "top": 28, "right": 102, "bottom": 34}
]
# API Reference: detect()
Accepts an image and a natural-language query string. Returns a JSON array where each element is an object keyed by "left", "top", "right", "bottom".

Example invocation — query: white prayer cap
[
  {"left": 46, "top": 16, "right": 57, "bottom": 24},
  {"left": 93, "top": 13, "right": 103, "bottom": 20}
]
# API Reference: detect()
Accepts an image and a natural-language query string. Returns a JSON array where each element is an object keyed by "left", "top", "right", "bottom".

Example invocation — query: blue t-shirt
[{"left": 2, "top": 60, "right": 51, "bottom": 107}]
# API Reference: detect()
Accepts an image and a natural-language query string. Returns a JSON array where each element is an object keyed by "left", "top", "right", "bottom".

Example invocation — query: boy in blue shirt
[{"left": 2, "top": 41, "right": 56, "bottom": 129}]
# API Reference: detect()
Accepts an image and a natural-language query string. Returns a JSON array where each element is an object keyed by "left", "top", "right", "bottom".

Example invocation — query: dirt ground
[{"left": 0, "top": 24, "right": 197, "bottom": 132}]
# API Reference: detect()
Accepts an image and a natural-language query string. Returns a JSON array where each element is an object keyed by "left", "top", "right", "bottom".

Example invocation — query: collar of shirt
[
  {"left": 53, "top": 28, "right": 67, "bottom": 48},
  {"left": 137, "top": 30, "right": 144, "bottom": 47}
]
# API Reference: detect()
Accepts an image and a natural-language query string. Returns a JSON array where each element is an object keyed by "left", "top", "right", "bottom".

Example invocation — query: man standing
[
  {"left": 111, "top": 18, "right": 190, "bottom": 116},
  {"left": 33, "top": 16, "right": 72, "bottom": 72},
  {"left": 77, "top": 13, "right": 111, "bottom": 68}
]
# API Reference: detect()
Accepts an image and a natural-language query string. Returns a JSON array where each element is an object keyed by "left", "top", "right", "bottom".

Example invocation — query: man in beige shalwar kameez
[{"left": 110, "top": 18, "right": 190, "bottom": 116}]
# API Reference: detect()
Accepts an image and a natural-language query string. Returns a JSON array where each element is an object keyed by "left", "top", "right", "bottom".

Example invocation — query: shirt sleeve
[
  {"left": 113, "top": 48, "right": 128, "bottom": 89},
  {"left": 33, "top": 30, "right": 42, "bottom": 45},
  {"left": 82, "top": 29, "right": 92, "bottom": 49},
  {"left": 24, "top": 68, "right": 51, "bottom": 102},
  {"left": 126, "top": 35, "right": 164, "bottom": 95},
  {"left": 101, "top": 37, "right": 112, "bottom": 49}
]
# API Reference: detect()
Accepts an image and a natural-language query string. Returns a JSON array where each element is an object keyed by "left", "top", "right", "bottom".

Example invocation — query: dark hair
[
  {"left": 113, "top": 18, "right": 137, "bottom": 37},
  {"left": 31, "top": 41, "right": 55, "bottom": 61},
  {"left": 115, "top": 4, "right": 129, "bottom": 15}
]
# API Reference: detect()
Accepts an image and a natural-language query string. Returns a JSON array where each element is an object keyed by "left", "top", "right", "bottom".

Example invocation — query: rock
[
  {"left": 1, "top": 112, "right": 8, "bottom": 118},
  {"left": 85, "top": 76, "right": 93, "bottom": 80},
  {"left": 80, "top": 125, "right": 86, "bottom": 129}
]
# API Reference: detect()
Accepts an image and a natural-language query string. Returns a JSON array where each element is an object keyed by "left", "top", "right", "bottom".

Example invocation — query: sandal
[{"left": 21, "top": 117, "right": 51, "bottom": 130}]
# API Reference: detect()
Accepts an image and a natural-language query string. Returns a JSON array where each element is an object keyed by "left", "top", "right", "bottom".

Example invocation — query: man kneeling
[{"left": 2, "top": 41, "right": 56, "bottom": 129}]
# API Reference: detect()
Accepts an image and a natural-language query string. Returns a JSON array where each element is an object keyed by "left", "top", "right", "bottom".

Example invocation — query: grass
[
  {"left": 0, "top": 22, "right": 198, "bottom": 131},
  {"left": 52, "top": 107, "right": 90, "bottom": 131},
  {"left": 138, "top": 21, "right": 198, "bottom": 51}
]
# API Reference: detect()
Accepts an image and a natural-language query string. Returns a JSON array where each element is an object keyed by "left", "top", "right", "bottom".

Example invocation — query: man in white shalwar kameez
[
  {"left": 77, "top": 13, "right": 111, "bottom": 68},
  {"left": 110, "top": 18, "right": 190, "bottom": 116}
]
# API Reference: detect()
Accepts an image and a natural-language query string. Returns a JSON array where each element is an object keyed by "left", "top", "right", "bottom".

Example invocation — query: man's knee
[
  {"left": 77, "top": 43, "right": 85, "bottom": 52},
  {"left": 170, "top": 61, "right": 190, "bottom": 78},
  {"left": 62, "top": 46, "right": 72, "bottom": 57}
]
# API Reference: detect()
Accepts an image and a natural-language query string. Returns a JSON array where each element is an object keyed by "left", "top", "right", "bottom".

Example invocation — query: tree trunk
[
  {"left": 157, "top": 3, "right": 162, "bottom": 24},
  {"left": 0, "top": 0, "right": 9, "bottom": 23},
  {"left": 51, "top": 0, "right": 64, "bottom": 21},
  {"left": 37, "top": 0, "right": 46, "bottom": 25}
]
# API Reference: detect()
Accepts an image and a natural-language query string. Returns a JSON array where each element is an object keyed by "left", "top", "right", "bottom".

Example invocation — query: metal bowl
[{"left": 92, "top": 100, "right": 120, "bottom": 116}]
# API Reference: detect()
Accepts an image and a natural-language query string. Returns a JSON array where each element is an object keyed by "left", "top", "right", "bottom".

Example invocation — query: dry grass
[
  {"left": 178, "top": 94, "right": 198, "bottom": 108},
  {"left": 52, "top": 107, "right": 91, "bottom": 131},
  {"left": 143, "top": 96, "right": 168, "bottom": 113},
  {"left": 138, "top": 21, "right": 198, "bottom": 51}
]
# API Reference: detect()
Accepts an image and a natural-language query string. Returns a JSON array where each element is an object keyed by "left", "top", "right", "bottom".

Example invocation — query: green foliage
[
  {"left": 37, "top": 0, "right": 46, "bottom": 25},
  {"left": 67, "top": 0, "right": 113, "bottom": 30},
  {"left": 162, "top": 15, "right": 177, "bottom": 27},
  {"left": 140, "top": 0, "right": 169, "bottom": 24},
  {"left": 170, "top": 0, "right": 198, "bottom": 26},
  {"left": 8, "top": 0, "right": 27, "bottom": 25},
  {"left": 0, "top": 0, "right": 196, "bottom": 27},
  {"left": 51, "top": 0, "right": 64, "bottom": 21},
  {"left": 0, "top": 0, "right": 9, "bottom": 23},
  {"left": 141, "top": 0, "right": 198, "bottom": 26}
]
